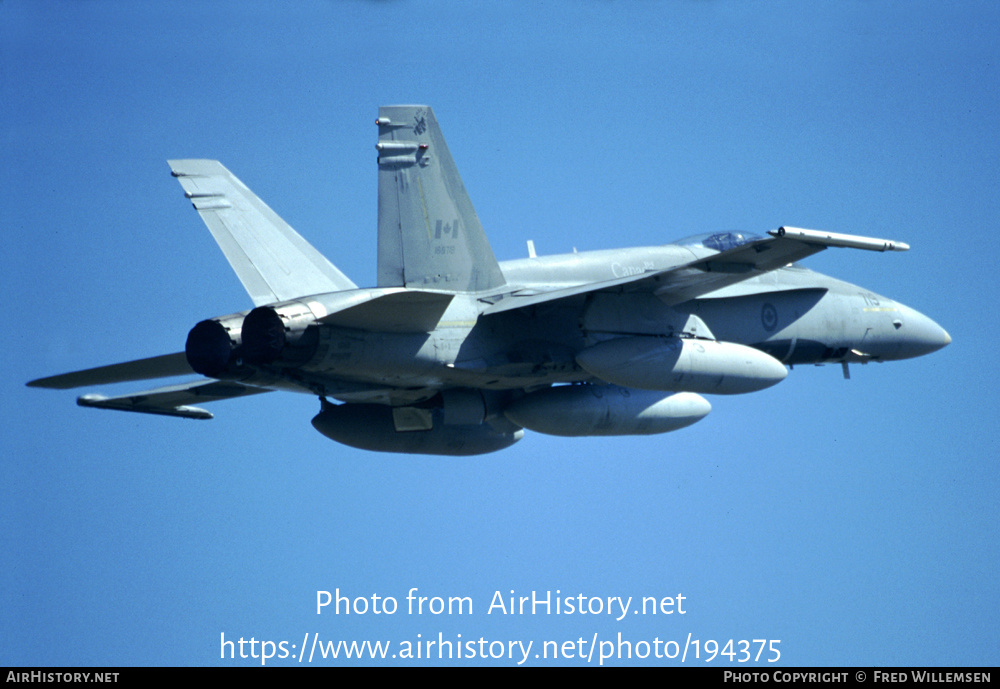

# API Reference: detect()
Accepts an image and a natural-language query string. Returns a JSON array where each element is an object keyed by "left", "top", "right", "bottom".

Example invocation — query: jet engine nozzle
[
  {"left": 185, "top": 318, "right": 239, "bottom": 378},
  {"left": 240, "top": 302, "right": 319, "bottom": 367},
  {"left": 241, "top": 307, "right": 286, "bottom": 365}
]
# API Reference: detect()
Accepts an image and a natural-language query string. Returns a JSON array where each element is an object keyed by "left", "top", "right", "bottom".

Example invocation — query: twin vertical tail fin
[
  {"left": 169, "top": 159, "right": 357, "bottom": 306},
  {"left": 170, "top": 106, "right": 503, "bottom": 305},
  {"left": 376, "top": 106, "right": 507, "bottom": 293}
]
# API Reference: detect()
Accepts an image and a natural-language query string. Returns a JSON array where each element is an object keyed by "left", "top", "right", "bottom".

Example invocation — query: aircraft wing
[
  {"left": 76, "top": 380, "right": 270, "bottom": 420},
  {"left": 650, "top": 227, "right": 909, "bottom": 305},
  {"left": 482, "top": 227, "right": 908, "bottom": 315}
]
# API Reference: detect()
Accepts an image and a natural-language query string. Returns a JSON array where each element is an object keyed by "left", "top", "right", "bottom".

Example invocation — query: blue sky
[{"left": 3, "top": 1, "right": 997, "bottom": 666}]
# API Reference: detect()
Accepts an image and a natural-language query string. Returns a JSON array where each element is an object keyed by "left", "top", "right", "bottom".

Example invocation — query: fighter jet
[{"left": 27, "top": 106, "right": 951, "bottom": 455}]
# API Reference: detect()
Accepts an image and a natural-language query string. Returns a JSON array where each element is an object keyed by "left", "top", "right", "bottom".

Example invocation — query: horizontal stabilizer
[
  {"left": 319, "top": 289, "right": 455, "bottom": 332},
  {"left": 169, "top": 159, "right": 357, "bottom": 306},
  {"left": 76, "top": 380, "right": 270, "bottom": 419},
  {"left": 27, "top": 352, "right": 194, "bottom": 390}
]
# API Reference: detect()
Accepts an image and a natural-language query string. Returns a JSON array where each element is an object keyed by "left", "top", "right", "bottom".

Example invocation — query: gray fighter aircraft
[{"left": 28, "top": 106, "right": 951, "bottom": 455}]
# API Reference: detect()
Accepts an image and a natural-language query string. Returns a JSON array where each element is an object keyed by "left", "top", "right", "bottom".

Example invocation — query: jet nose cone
[{"left": 895, "top": 305, "right": 951, "bottom": 359}]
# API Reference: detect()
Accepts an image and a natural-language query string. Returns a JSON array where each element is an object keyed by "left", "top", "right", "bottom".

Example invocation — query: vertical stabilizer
[
  {"left": 377, "top": 106, "right": 507, "bottom": 293},
  {"left": 169, "top": 159, "right": 357, "bottom": 306}
]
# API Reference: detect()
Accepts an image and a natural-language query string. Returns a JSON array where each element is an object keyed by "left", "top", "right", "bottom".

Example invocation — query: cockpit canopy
[{"left": 675, "top": 231, "right": 764, "bottom": 252}]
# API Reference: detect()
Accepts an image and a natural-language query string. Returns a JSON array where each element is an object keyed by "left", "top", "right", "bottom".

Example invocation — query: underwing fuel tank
[
  {"left": 576, "top": 336, "right": 787, "bottom": 395},
  {"left": 504, "top": 385, "right": 711, "bottom": 436},
  {"left": 311, "top": 403, "right": 524, "bottom": 456}
]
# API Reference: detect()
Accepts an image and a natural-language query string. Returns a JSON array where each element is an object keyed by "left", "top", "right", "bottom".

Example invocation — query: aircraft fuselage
[{"left": 192, "top": 245, "right": 949, "bottom": 407}]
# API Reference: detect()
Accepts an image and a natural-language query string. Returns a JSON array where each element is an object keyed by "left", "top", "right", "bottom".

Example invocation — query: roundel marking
[{"left": 761, "top": 303, "right": 778, "bottom": 332}]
